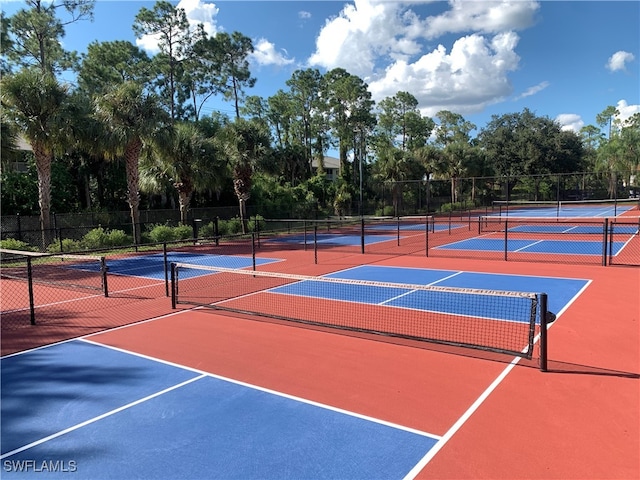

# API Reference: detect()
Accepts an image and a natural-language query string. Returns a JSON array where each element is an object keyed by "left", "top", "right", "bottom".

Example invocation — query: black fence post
[
  {"left": 251, "top": 233, "right": 256, "bottom": 270},
  {"left": 27, "top": 257, "right": 36, "bottom": 325},
  {"left": 314, "top": 226, "right": 318, "bottom": 265},
  {"left": 504, "top": 219, "right": 509, "bottom": 261},
  {"left": 602, "top": 218, "right": 609, "bottom": 266},
  {"left": 16, "top": 213, "right": 22, "bottom": 242},
  {"left": 163, "top": 242, "right": 170, "bottom": 297},
  {"left": 425, "top": 216, "right": 429, "bottom": 257}
]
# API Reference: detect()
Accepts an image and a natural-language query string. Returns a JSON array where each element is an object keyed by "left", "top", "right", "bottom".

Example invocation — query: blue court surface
[
  {"left": 267, "top": 233, "right": 396, "bottom": 246},
  {"left": 507, "top": 224, "right": 638, "bottom": 234},
  {"left": 367, "top": 223, "right": 466, "bottom": 232},
  {"left": 1, "top": 341, "right": 438, "bottom": 479},
  {"left": 493, "top": 204, "right": 635, "bottom": 218},
  {"left": 1, "top": 265, "right": 589, "bottom": 478},
  {"left": 96, "top": 252, "right": 281, "bottom": 280},
  {"left": 436, "top": 238, "right": 627, "bottom": 256}
]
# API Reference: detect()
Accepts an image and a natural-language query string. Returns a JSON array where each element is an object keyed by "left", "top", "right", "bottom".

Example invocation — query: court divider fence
[{"left": 2, "top": 213, "right": 637, "bottom": 330}]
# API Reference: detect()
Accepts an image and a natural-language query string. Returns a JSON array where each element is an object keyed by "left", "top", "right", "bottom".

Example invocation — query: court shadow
[{"left": 542, "top": 360, "right": 640, "bottom": 379}]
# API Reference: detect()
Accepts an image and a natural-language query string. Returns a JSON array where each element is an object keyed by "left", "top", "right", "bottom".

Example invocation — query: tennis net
[
  {"left": 171, "top": 263, "right": 549, "bottom": 367},
  {"left": 0, "top": 249, "right": 108, "bottom": 296},
  {"left": 492, "top": 198, "right": 640, "bottom": 216}
]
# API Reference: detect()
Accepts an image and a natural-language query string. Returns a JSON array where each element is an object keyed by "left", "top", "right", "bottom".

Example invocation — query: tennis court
[
  {"left": 1, "top": 234, "right": 638, "bottom": 479},
  {"left": 1, "top": 265, "right": 588, "bottom": 478},
  {"left": 435, "top": 237, "right": 628, "bottom": 255}
]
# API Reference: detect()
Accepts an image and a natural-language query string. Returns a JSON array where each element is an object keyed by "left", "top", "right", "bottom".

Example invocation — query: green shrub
[
  {"left": 226, "top": 217, "right": 243, "bottom": 234},
  {"left": 107, "top": 229, "right": 132, "bottom": 247},
  {"left": 199, "top": 221, "right": 215, "bottom": 238},
  {"left": 81, "top": 227, "right": 110, "bottom": 250},
  {"left": 47, "top": 238, "right": 81, "bottom": 253},
  {"left": 148, "top": 224, "right": 176, "bottom": 243},
  {"left": 0, "top": 238, "right": 37, "bottom": 252},
  {"left": 250, "top": 215, "right": 266, "bottom": 232},
  {"left": 173, "top": 225, "right": 192, "bottom": 240}
]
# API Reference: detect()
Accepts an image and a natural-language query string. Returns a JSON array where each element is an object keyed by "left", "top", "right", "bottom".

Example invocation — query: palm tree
[
  {"left": 373, "top": 145, "right": 410, "bottom": 216},
  {"left": 1, "top": 69, "right": 68, "bottom": 247},
  {"left": 142, "top": 122, "right": 218, "bottom": 224},
  {"left": 220, "top": 118, "right": 270, "bottom": 233},
  {"left": 95, "top": 81, "right": 168, "bottom": 244}
]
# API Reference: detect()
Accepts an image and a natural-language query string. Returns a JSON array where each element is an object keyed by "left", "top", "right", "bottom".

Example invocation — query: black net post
[
  {"left": 539, "top": 293, "right": 549, "bottom": 372},
  {"left": 170, "top": 262, "right": 177, "bottom": 309},
  {"left": 100, "top": 256, "right": 109, "bottom": 298},
  {"left": 27, "top": 256, "right": 36, "bottom": 325},
  {"left": 361, "top": 218, "right": 366, "bottom": 254}
]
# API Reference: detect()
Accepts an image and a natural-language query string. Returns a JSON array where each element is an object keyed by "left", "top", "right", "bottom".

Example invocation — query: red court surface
[{"left": 1, "top": 245, "right": 639, "bottom": 479}]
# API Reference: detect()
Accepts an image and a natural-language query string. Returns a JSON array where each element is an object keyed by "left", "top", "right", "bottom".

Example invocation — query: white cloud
[
  {"left": 606, "top": 51, "right": 635, "bottom": 72},
  {"left": 251, "top": 39, "right": 295, "bottom": 67},
  {"left": 556, "top": 113, "right": 584, "bottom": 132},
  {"left": 298, "top": 11, "right": 312, "bottom": 20},
  {"left": 422, "top": 0, "right": 540, "bottom": 39},
  {"left": 308, "top": 0, "right": 538, "bottom": 115},
  {"left": 369, "top": 32, "right": 521, "bottom": 116},
  {"left": 615, "top": 99, "right": 640, "bottom": 124},
  {"left": 136, "top": 0, "right": 219, "bottom": 54},
  {"left": 514, "top": 81, "right": 550, "bottom": 100}
]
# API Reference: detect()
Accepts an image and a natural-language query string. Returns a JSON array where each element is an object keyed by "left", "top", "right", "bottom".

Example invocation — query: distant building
[{"left": 311, "top": 156, "right": 340, "bottom": 181}]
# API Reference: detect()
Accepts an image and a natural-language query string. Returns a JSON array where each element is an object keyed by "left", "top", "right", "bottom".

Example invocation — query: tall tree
[
  {"left": 95, "top": 81, "right": 169, "bottom": 243},
  {"left": 286, "top": 68, "right": 323, "bottom": 173},
  {"left": 321, "top": 68, "right": 375, "bottom": 186},
  {"left": 214, "top": 31, "right": 256, "bottom": 119},
  {"left": 142, "top": 121, "right": 218, "bottom": 224},
  {"left": 1, "top": 69, "right": 69, "bottom": 245},
  {"left": 132, "top": 0, "right": 191, "bottom": 121},
  {"left": 220, "top": 118, "right": 270, "bottom": 233},
  {"left": 3, "top": 0, "right": 94, "bottom": 75},
  {"left": 77, "top": 40, "right": 153, "bottom": 96}
]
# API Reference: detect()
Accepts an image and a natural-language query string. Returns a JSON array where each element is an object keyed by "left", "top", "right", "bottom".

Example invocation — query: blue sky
[{"left": 3, "top": 0, "right": 639, "bottom": 135}]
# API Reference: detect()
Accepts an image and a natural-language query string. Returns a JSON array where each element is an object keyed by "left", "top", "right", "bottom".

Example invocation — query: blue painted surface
[
  {"left": 432, "top": 271, "right": 587, "bottom": 315},
  {"left": 270, "top": 266, "right": 588, "bottom": 323},
  {"left": 490, "top": 205, "right": 633, "bottom": 218},
  {"left": 324, "top": 265, "right": 460, "bottom": 285},
  {"left": 434, "top": 237, "right": 625, "bottom": 255},
  {"left": 75, "top": 253, "right": 280, "bottom": 280},
  {"left": 508, "top": 224, "right": 638, "bottom": 234},
  {"left": 1, "top": 341, "right": 200, "bottom": 456},
  {"left": 2, "top": 343, "right": 437, "bottom": 479},
  {"left": 269, "top": 234, "right": 396, "bottom": 246}
]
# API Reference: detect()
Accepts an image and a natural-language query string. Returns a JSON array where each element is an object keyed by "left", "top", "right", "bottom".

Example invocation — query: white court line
[
  {"left": 0, "top": 281, "right": 164, "bottom": 315},
  {"left": 513, "top": 239, "right": 544, "bottom": 252},
  {"left": 403, "top": 278, "right": 592, "bottom": 479},
  {"left": 0, "top": 374, "right": 207, "bottom": 460}
]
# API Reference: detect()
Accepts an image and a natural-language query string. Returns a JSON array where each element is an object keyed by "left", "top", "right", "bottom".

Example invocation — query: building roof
[{"left": 311, "top": 156, "right": 340, "bottom": 170}]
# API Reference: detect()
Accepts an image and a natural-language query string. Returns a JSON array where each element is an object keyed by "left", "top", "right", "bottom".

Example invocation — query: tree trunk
[
  {"left": 33, "top": 142, "right": 53, "bottom": 249},
  {"left": 124, "top": 138, "right": 143, "bottom": 244},
  {"left": 177, "top": 189, "right": 192, "bottom": 225}
]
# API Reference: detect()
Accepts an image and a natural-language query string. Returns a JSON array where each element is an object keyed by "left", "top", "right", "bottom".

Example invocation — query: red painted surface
[{"left": 2, "top": 243, "right": 638, "bottom": 479}]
